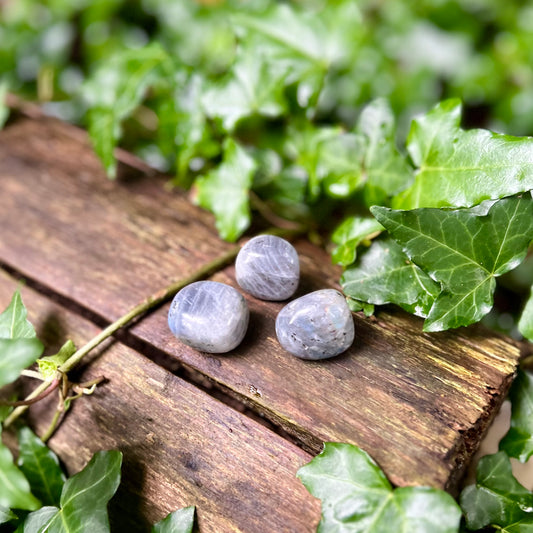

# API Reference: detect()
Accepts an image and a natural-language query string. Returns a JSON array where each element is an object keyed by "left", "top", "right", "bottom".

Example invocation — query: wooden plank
[
  {"left": 0, "top": 116, "right": 521, "bottom": 491},
  {"left": 0, "top": 271, "right": 319, "bottom": 532}
]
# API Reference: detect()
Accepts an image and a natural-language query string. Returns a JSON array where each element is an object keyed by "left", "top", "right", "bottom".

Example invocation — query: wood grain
[
  {"left": 0, "top": 270, "right": 319, "bottom": 532},
  {"left": 0, "top": 115, "right": 522, "bottom": 492}
]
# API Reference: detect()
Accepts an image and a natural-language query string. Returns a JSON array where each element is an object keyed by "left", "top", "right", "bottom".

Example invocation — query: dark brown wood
[
  {"left": 0, "top": 270, "right": 319, "bottom": 532},
  {"left": 0, "top": 116, "right": 521, "bottom": 493}
]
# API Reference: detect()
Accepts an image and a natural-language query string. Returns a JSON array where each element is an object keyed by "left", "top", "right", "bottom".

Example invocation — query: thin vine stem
[{"left": 4, "top": 226, "right": 302, "bottom": 429}]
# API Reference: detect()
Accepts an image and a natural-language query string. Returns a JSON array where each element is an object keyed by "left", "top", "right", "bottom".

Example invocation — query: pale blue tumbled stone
[
  {"left": 275, "top": 289, "right": 354, "bottom": 360},
  {"left": 235, "top": 235, "right": 299, "bottom": 301},
  {"left": 168, "top": 281, "right": 249, "bottom": 353}
]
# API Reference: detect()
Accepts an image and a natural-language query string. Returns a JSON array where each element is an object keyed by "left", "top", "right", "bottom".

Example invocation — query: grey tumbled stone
[
  {"left": 235, "top": 235, "right": 299, "bottom": 301},
  {"left": 168, "top": 281, "right": 249, "bottom": 353},
  {"left": 275, "top": 289, "right": 354, "bottom": 360}
]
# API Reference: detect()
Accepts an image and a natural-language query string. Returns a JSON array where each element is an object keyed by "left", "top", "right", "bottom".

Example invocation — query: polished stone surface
[
  {"left": 168, "top": 281, "right": 249, "bottom": 353},
  {"left": 236, "top": 235, "right": 299, "bottom": 301},
  {"left": 275, "top": 289, "right": 354, "bottom": 360}
]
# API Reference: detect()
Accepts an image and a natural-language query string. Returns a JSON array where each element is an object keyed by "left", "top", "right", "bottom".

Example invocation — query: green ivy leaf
[
  {"left": 0, "top": 288, "right": 43, "bottom": 389},
  {"left": 196, "top": 138, "right": 257, "bottom": 242},
  {"left": 298, "top": 442, "right": 461, "bottom": 533},
  {"left": 393, "top": 99, "right": 533, "bottom": 209},
  {"left": 341, "top": 238, "right": 440, "bottom": 318},
  {"left": 202, "top": 49, "right": 289, "bottom": 132},
  {"left": 37, "top": 339, "right": 76, "bottom": 381},
  {"left": 346, "top": 298, "right": 375, "bottom": 317},
  {"left": 21, "top": 450, "right": 122, "bottom": 533},
  {"left": 152, "top": 506, "right": 195, "bottom": 533},
  {"left": 0, "top": 79, "right": 9, "bottom": 130},
  {"left": 372, "top": 196, "right": 533, "bottom": 331},
  {"left": 500, "top": 370, "right": 533, "bottom": 463},
  {"left": 0, "top": 505, "right": 17, "bottom": 524},
  {"left": 0, "top": 437, "right": 40, "bottom": 511},
  {"left": 284, "top": 124, "right": 342, "bottom": 200},
  {"left": 356, "top": 98, "right": 413, "bottom": 206},
  {"left": 0, "top": 338, "right": 44, "bottom": 389},
  {"left": 160, "top": 74, "right": 219, "bottom": 186},
  {"left": 83, "top": 43, "right": 174, "bottom": 178},
  {"left": 518, "top": 286, "right": 533, "bottom": 342},
  {"left": 331, "top": 216, "right": 383, "bottom": 267},
  {"left": 0, "top": 290, "right": 36, "bottom": 340},
  {"left": 460, "top": 451, "right": 533, "bottom": 531},
  {"left": 18, "top": 427, "right": 66, "bottom": 507},
  {"left": 314, "top": 133, "right": 365, "bottom": 199},
  {"left": 17, "top": 506, "right": 59, "bottom": 532}
]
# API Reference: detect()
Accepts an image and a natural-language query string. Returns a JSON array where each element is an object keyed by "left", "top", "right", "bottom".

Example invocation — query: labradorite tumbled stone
[
  {"left": 275, "top": 289, "right": 354, "bottom": 360},
  {"left": 235, "top": 235, "right": 299, "bottom": 301},
  {"left": 168, "top": 281, "right": 249, "bottom": 353}
]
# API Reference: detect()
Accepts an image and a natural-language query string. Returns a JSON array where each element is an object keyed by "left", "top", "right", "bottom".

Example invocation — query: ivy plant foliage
[
  {"left": 83, "top": 43, "right": 175, "bottom": 179},
  {"left": 152, "top": 506, "right": 196, "bottom": 533},
  {"left": 0, "top": 289, "right": 44, "bottom": 390},
  {"left": 460, "top": 451, "right": 533, "bottom": 531},
  {"left": 0, "top": 79, "right": 8, "bottom": 130},
  {"left": 392, "top": 99, "right": 533, "bottom": 210},
  {"left": 0, "top": 432, "right": 40, "bottom": 512},
  {"left": 195, "top": 138, "right": 258, "bottom": 242},
  {"left": 19, "top": 450, "right": 122, "bottom": 533},
  {"left": 0, "top": 505, "right": 17, "bottom": 525},
  {"left": 369, "top": 196, "right": 533, "bottom": 331},
  {"left": 17, "top": 427, "right": 66, "bottom": 507},
  {"left": 500, "top": 369, "right": 533, "bottom": 463},
  {"left": 341, "top": 238, "right": 440, "bottom": 318},
  {"left": 0, "top": 292, "right": 43, "bottom": 512},
  {"left": 518, "top": 286, "right": 533, "bottom": 342},
  {"left": 331, "top": 216, "right": 383, "bottom": 267},
  {"left": 297, "top": 442, "right": 461, "bottom": 533}
]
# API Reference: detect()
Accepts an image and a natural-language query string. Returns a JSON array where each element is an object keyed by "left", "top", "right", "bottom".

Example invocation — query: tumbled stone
[
  {"left": 168, "top": 281, "right": 249, "bottom": 353},
  {"left": 235, "top": 235, "right": 299, "bottom": 301},
  {"left": 275, "top": 289, "right": 354, "bottom": 360}
]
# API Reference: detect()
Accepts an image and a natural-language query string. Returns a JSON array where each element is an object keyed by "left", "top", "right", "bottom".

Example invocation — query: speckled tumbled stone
[
  {"left": 235, "top": 235, "right": 299, "bottom": 301},
  {"left": 168, "top": 281, "right": 249, "bottom": 353},
  {"left": 275, "top": 289, "right": 354, "bottom": 360}
]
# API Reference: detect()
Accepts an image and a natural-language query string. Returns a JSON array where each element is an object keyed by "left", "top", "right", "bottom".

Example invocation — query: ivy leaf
[
  {"left": 372, "top": 196, "right": 533, "bottom": 331},
  {"left": 346, "top": 298, "right": 375, "bottom": 317},
  {"left": 393, "top": 99, "right": 533, "bottom": 209},
  {"left": 341, "top": 238, "right": 440, "bottom": 318},
  {"left": 285, "top": 124, "right": 342, "bottom": 199},
  {"left": 331, "top": 216, "right": 383, "bottom": 267},
  {"left": 0, "top": 290, "right": 36, "bottom": 340},
  {"left": 460, "top": 451, "right": 533, "bottom": 531},
  {"left": 196, "top": 138, "right": 257, "bottom": 242},
  {"left": 83, "top": 43, "right": 174, "bottom": 178},
  {"left": 17, "top": 427, "right": 66, "bottom": 507},
  {"left": 356, "top": 98, "right": 414, "bottom": 206},
  {"left": 518, "top": 286, "right": 533, "bottom": 342},
  {"left": 0, "top": 79, "right": 8, "bottom": 130},
  {"left": 202, "top": 49, "right": 289, "bottom": 131},
  {"left": 37, "top": 339, "right": 76, "bottom": 381},
  {"left": 0, "top": 338, "right": 44, "bottom": 389},
  {"left": 298, "top": 442, "right": 461, "bottom": 533},
  {"left": 152, "top": 506, "right": 196, "bottom": 533},
  {"left": 0, "top": 290, "right": 43, "bottom": 387},
  {"left": 0, "top": 436, "right": 40, "bottom": 511},
  {"left": 314, "top": 133, "right": 365, "bottom": 199},
  {"left": 0, "top": 505, "right": 17, "bottom": 524},
  {"left": 22, "top": 450, "right": 122, "bottom": 533},
  {"left": 159, "top": 74, "right": 219, "bottom": 186},
  {"left": 500, "top": 370, "right": 533, "bottom": 463}
]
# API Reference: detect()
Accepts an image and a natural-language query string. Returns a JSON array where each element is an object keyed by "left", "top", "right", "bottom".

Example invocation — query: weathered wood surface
[
  {"left": 0, "top": 270, "right": 319, "bottom": 532},
  {"left": 0, "top": 115, "right": 522, "bottom": 494}
]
